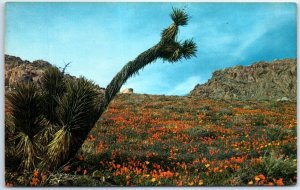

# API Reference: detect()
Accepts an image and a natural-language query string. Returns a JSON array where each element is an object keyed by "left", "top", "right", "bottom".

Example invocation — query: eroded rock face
[
  {"left": 5, "top": 55, "right": 51, "bottom": 89},
  {"left": 5, "top": 55, "right": 106, "bottom": 95},
  {"left": 190, "top": 59, "right": 297, "bottom": 101}
]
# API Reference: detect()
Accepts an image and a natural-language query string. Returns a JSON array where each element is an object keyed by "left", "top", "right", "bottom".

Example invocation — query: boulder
[{"left": 121, "top": 88, "right": 134, "bottom": 94}]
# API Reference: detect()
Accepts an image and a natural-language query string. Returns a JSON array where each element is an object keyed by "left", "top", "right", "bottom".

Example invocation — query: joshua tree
[
  {"left": 101, "top": 9, "right": 197, "bottom": 111},
  {"left": 8, "top": 8, "right": 197, "bottom": 172}
]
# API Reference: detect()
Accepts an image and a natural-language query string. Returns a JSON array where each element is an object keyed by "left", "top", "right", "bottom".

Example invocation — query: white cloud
[
  {"left": 232, "top": 26, "right": 268, "bottom": 59},
  {"left": 231, "top": 9, "right": 293, "bottom": 60},
  {"left": 165, "top": 76, "right": 206, "bottom": 96}
]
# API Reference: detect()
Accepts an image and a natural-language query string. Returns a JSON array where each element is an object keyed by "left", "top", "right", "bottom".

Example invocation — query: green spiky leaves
[
  {"left": 7, "top": 83, "right": 45, "bottom": 170},
  {"left": 15, "top": 132, "right": 41, "bottom": 171},
  {"left": 170, "top": 8, "right": 189, "bottom": 26},
  {"left": 41, "top": 67, "right": 66, "bottom": 124},
  {"left": 42, "top": 77, "right": 100, "bottom": 170},
  {"left": 41, "top": 128, "right": 71, "bottom": 171},
  {"left": 159, "top": 8, "right": 197, "bottom": 63},
  {"left": 57, "top": 78, "right": 99, "bottom": 131},
  {"left": 8, "top": 83, "right": 44, "bottom": 139},
  {"left": 160, "top": 39, "right": 197, "bottom": 63},
  {"left": 181, "top": 39, "right": 197, "bottom": 59}
]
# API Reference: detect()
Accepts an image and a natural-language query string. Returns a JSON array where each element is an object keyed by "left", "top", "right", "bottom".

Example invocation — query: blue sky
[{"left": 5, "top": 2, "right": 297, "bottom": 95}]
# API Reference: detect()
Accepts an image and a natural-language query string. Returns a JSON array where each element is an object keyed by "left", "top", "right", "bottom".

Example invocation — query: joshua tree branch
[
  {"left": 100, "top": 44, "right": 161, "bottom": 112},
  {"left": 99, "top": 8, "right": 197, "bottom": 114}
]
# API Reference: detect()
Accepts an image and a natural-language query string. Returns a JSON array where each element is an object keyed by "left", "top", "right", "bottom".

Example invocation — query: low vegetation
[{"left": 6, "top": 94, "right": 296, "bottom": 186}]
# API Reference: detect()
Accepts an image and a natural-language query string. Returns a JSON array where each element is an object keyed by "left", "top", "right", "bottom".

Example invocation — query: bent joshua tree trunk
[{"left": 43, "top": 8, "right": 197, "bottom": 171}]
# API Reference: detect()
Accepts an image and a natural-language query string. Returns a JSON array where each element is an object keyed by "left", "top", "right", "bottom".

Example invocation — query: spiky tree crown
[
  {"left": 171, "top": 8, "right": 189, "bottom": 26},
  {"left": 160, "top": 8, "right": 197, "bottom": 63}
]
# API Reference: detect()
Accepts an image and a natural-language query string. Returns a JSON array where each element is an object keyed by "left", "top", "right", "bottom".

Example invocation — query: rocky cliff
[
  {"left": 5, "top": 55, "right": 104, "bottom": 93},
  {"left": 190, "top": 59, "right": 297, "bottom": 100}
]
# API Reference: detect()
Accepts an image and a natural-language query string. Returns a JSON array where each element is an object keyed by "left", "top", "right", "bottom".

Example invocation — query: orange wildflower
[
  {"left": 254, "top": 176, "right": 260, "bottom": 181},
  {"left": 273, "top": 178, "right": 284, "bottom": 186},
  {"left": 177, "top": 180, "right": 183, "bottom": 186},
  {"left": 79, "top": 155, "right": 84, "bottom": 161},
  {"left": 33, "top": 169, "right": 39, "bottom": 178},
  {"left": 30, "top": 177, "right": 40, "bottom": 186},
  {"left": 258, "top": 174, "right": 266, "bottom": 180}
]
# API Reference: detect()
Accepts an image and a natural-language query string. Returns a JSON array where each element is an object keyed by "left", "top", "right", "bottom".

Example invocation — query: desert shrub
[
  {"left": 281, "top": 143, "right": 297, "bottom": 158},
  {"left": 253, "top": 115, "right": 266, "bottom": 127},
  {"left": 7, "top": 83, "right": 45, "bottom": 171},
  {"left": 5, "top": 114, "right": 19, "bottom": 170},
  {"left": 253, "top": 152, "right": 296, "bottom": 184},
  {"left": 184, "top": 126, "right": 217, "bottom": 139},
  {"left": 40, "top": 67, "right": 66, "bottom": 124},
  {"left": 7, "top": 67, "right": 101, "bottom": 172},
  {"left": 266, "top": 125, "right": 283, "bottom": 141},
  {"left": 218, "top": 108, "right": 233, "bottom": 116},
  {"left": 41, "top": 77, "right": 100, "bottom": 170}
]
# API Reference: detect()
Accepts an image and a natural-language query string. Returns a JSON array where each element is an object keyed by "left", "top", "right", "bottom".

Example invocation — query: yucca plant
[
  {"left": 7, "top": 83, "right": 45, "bottom": 171},
  {"left": 35, "top": 67, "right": 66, "bottom": 148},
  {"left": 40, "top": 66, "right": 66, "bottom": 124},
  {"left": 41, "top": 77, "right": 100, "bottom": 170}
]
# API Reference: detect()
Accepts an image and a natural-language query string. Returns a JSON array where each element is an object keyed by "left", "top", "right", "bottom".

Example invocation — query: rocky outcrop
[
  {"left": 190, "top": 59, "right": 296, "bottom": 100},
  {"left": 5, "top": 55, "right": 105, "bottom": 94},
  {"left": 121, "top": 88, "right": 134, "bottom": 94},
  {"left": 5, "top": 55, "right": 52, "bottom": 89}
]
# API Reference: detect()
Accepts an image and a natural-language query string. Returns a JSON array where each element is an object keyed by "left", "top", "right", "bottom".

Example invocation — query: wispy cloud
[
  {"left": 165, "top": 76, "right": 205, "bottom": 96},
  {"left": 231, "top": 25, "right": 268, "bottom": 60}
]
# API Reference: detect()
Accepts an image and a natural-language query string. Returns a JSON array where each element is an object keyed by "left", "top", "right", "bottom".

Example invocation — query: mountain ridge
[{"left": 189, "top": 58, "right": 297, "bottom": 100}]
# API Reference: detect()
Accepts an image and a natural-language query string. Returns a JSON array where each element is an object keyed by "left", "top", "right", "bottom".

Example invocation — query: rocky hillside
[
  {"left": 5, "top": 55, "right": 52, "bottom": 89},
  {"left": 190, "top": 59, "right": 297, "bottom": 101},
  {"left": 5, "top": 55, "right": 104, "bottom": 93}
]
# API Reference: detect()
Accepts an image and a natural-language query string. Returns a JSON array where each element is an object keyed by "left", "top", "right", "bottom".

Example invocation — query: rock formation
[
  {"left": 190, "top": 59, "right": 296, "bottom": 100},
  {"left": 5, "top": 55, "right": 105, "bottom": 93},
  {"left": 121, "top": 88, "right": 134, "bottom": 94},
  {"left": 5, "top": 55, "right": 51, "bottom": 89}
]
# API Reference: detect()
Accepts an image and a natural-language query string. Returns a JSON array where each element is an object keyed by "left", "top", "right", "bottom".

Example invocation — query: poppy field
[{"left": 5, "top": 94, "right": 297, "bottom": 186}]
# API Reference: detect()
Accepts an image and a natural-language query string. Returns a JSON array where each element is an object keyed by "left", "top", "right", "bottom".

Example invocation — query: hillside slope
[
  {"left": 190, "top": 59, "right": 297, "bottom": 100},
  {"left": 5, "top": 55, "right": 52, "bottom": 89},
  {"left": 5, "top": 55, "right": 104, "bottom": 92}
]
